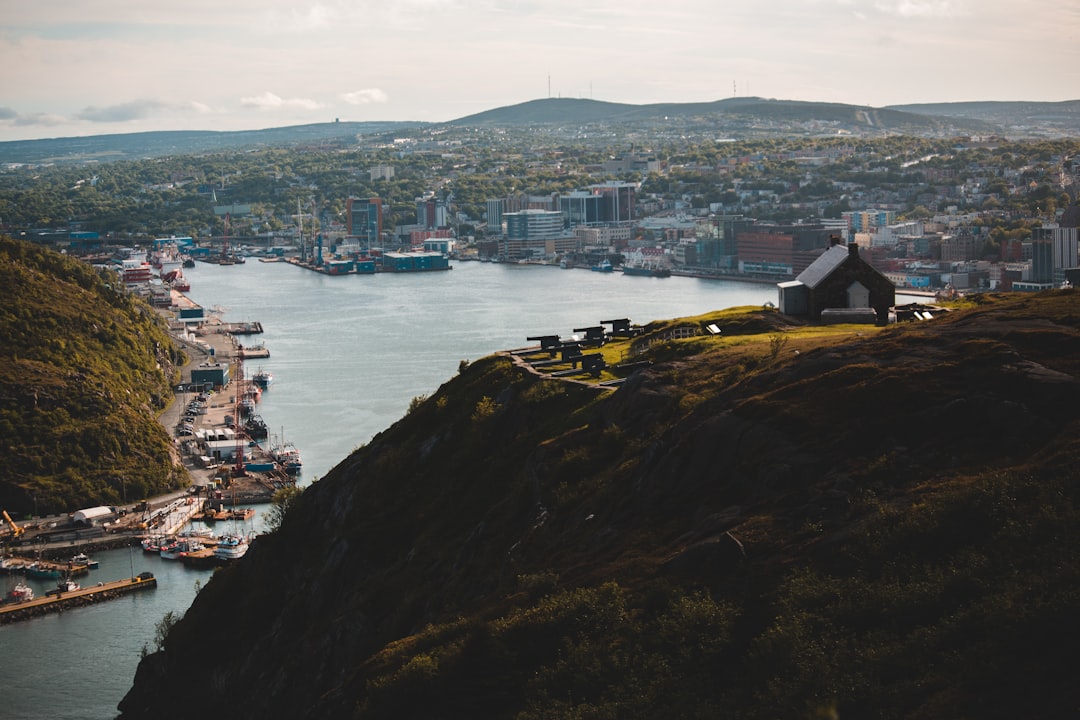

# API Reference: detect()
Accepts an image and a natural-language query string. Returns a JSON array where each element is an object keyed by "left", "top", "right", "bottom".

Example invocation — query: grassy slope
[
  {"left": 0, "top": 237, "right": 186, "bottom": 514},
  {"left": 123, "top": 291, "right": 1080, "bottom": 719}
]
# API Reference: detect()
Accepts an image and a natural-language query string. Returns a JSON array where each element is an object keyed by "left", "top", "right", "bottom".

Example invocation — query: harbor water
[{"left": 1, "top": 259, "right": 787, "bottom": 718}]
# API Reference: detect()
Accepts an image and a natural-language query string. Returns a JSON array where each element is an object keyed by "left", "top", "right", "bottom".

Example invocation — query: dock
[
  {"left": 220, "top": 321, "right": 263, "bottom": 335},
  {"left": 1, "top": 557, "right": 91, "bottom": 578},
  {"left": 0, "top": 573, "right": 157, "bottom": 625},
  {"left": 237, "top": 343, "right": 270, "bottom": 359}
]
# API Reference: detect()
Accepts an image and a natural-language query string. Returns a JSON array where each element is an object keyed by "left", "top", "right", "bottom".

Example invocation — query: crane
[{"left": 2, "top": 509, "right": 24, "bottom": 538}]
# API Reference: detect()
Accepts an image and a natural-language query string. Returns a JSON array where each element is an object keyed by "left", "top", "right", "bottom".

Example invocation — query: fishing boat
[
  {"left": 213, "top": 535, "right": 249, "bottom": 561},
  {"left": 70, "top": 552, "right": 99, "bottom": 569},
  {"left": 590, "top": 259, "right": 613, "bottom": 272},
  {"left": 271, "top": 441, "right": 303, "bottom": 474},
  {"left": 244, "top": 384, "right": 262, "bottom": 403},
  {"left": 161, "top": 540, "right": 203, "bottom": 560},
  {"left": 5, "top": 581, "right": 34, "bottom": 604},
  {"left": 24, "top": 562, "right": 62, "bottom": 580},
  {"left": 48, "top": 576, "right": 81, "bottom": 595},
  {"left": 252, "top": 368, "right": 273, "bottom": 389},
  {"left": 141, "top": 536, "right": 168, "bottom": 554},
  {"left": 244, "top": 415, "right": 268, "bottom": 440},
  {"left": 158, "top": 540, "right": 182, "bottom": 560}
]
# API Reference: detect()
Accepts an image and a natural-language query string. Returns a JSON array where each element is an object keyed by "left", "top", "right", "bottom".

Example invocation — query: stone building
[{"left": 777, "top": 238, "right": 896, "bottom": 324}]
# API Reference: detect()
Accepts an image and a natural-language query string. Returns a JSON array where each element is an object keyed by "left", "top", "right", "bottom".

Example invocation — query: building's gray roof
[{"left": 795, "top": 244, "right": 850, "bottom": 288}]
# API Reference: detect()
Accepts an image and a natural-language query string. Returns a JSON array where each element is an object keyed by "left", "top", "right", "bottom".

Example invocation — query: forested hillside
[
  {"left": 0, "top": 237, "right": 185, "bottom": 514},
  {"left": 121, "top": 291, "right": 1080, "bottom": 719}
]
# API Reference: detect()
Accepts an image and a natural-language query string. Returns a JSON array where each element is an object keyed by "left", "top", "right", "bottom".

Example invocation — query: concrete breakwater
[{"left": 0, "top": 574, "right": 157, "bottom": 625}]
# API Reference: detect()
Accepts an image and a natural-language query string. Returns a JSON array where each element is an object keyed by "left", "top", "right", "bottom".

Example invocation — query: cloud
[
  {"left": 11, "top": 112, "right": 69, "bottom": 127},
  {"left": 874, "top": 0, "right": 966, "bottom": 17},
  {"left": 0, "top": 107, "right": 17, "bottom": 120},
  {"left": 240, "top": 91, "right": 323, "bottom": 110},
  {"left": 76, "top": 100, "right": 166, "bottom": 123},
  {"left": 340, "top": 89, "right": 389, "bottom": 105}
]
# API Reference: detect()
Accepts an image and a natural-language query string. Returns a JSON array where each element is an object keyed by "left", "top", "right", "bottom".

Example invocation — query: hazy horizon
[{"left": 3, "top": 0, "right": 1078, "bottom": 142}]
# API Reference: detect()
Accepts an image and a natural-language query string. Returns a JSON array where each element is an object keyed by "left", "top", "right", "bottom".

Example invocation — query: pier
[
  {"left": 238, "top": 343, "right": 270, "bottom": 359},
  {"left": 220, "top": 321, "right": 263, "bottom": 334},
  {"left": 0, "top": 573, "right": 157, "bottom": 625}
]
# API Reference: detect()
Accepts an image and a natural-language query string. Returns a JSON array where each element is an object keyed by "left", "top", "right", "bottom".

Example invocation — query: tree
[{"left": 265, "top": 485, "right": 302, "bottom": 532}]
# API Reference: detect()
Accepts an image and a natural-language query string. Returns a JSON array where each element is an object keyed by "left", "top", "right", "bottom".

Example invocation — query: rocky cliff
[{"left": 120, "top": 291, "right": 1080, "bottom": 719}]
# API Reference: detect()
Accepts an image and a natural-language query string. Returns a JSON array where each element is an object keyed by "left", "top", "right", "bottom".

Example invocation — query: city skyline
[{"left": 2, "top": 0, "right": 1078, "bottom": 142}]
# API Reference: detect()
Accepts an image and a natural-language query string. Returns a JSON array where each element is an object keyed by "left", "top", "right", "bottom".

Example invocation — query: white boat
[
  {"left": 5, "top": 581, "right": 34, "bottom": 603},
  {"left": 213, "top": 535, "right": 249, "bottom": 561},
  {"left": 159, "top": 540, "right": 183, "bottom": 560},
  {"left": 70, "top": 552, "right": 99, "bottom": 569},
  {"left": 271, "top": 441, "right": 302, "bottom": 474},
  {"left": 52, "top": 578, "right": 81, "bottom": 593}
]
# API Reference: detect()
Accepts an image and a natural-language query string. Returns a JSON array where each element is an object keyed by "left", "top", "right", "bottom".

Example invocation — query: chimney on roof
[
  {"left": 848, "top": 242, "right": 859, "bottom": 257},
  {"left": 829, "top": 234, "right": 842, "bottom": 247}
]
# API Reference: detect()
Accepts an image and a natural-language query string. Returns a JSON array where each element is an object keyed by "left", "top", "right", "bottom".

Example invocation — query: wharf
[
  {"left": 220, "top": 321, "right": 263, "bottom": 335},
  {"left": 0, "top": 573, "right": 157, "bottom": 625},
  {"left": 1, "top": 557, "right": 91, "bottom": 578},
  {"left": 238, "top": 343, "right": 270, "bottom": 359},
  {"left": 155, "top": 497, "right": 203, "bottom": 536},
  {"left": 192, "top": 507, "right": 255, "bottom": 523}
]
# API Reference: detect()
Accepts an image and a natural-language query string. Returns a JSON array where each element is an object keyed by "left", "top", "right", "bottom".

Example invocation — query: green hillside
[
  {"left": 447, "top": 97, "right": 994, "bottom": 134},
  {"left": 121, "top": 291, "right": 1080, "bottom": 719},
  {"left": 0, "top": 237, "right": 186, "bottom": 515}
]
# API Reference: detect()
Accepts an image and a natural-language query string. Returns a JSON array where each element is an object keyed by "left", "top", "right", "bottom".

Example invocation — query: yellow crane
[{"left": 2, "top": 509, "right": 24, "bottom": 538}]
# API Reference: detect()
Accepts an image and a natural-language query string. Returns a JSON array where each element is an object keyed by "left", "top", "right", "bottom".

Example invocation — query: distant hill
[
  {"left": 887, "top": 100, "right": 1080, "bottom": 133},
  {"left": 448, "top": 96, "right": 998, "bottom": 135},
  {"left": 2, "top": 97, "right": 1076, "bottom": 165},
  {"left": 0, "top": 121, "right": 422, "bottom": 165},
  {"left": 121, "top": 291, "right": 1080, "bottom": 720},
  {"left": 0, "top": 238, "right": 186, "bottom": 514}
]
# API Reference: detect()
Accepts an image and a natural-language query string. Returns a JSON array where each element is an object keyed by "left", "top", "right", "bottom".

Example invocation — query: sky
[{"left": 1, "top": 0, "right": 1078, "bottom": 142}]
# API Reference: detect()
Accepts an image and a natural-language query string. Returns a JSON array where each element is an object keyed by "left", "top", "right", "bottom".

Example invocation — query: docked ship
[
  {"left": 5, "top": 581, "right": 34, "bottom": 604},
  {"left": 161, "top": 269, "right": 191, "bottom": 292},
  {"left": 252, "top": 369, "right": 273, "bottom": 390},
  {"left": 244, "top": 414, "right": 268, "bottom": 440},
  {"left": 151, "top": 244, "right": 184, "bottom": 277},
  {"left": 271, "top": 441, "right": 302, "bottom": 474},
  {"left": 621, "top": 263, "right": 671, "bottom": 278},
  {"left": 213, "top": 535, "right": 249, "bottom": 561}
]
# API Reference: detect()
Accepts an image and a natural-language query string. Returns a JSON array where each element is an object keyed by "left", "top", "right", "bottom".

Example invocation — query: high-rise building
[
  {"left": 485, "top": 199, "right": 504, "bottom": 236},
  {"left": 694, "top": 215, "right": 751, "bottom": 269},
  {"left": 505, "top": 209, "right": 564, "bottom": 240},
  {"left": 416, "top": 196, "right": 448, "bottom": 230},
  {"left": 559, "top": 192, "right": 604, "bottom": 228},
  {"left": 1032, "top": 224, "right": 1079, "bottom": 285},
  {"left": 346, "top": 197, "right": 383, "bottom": 245},
  {"left": 589, "top": 182, "right": 637, "bottom": 223}
]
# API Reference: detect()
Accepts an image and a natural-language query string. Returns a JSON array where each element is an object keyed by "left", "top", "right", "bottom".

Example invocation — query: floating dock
[
  {"left": 237, "top": 344, "right": 270, "bottom": 359},
  {"left": 220, "top": 321, "right": 263, "bottom": 335},
  {"left": 0, "top": 573, "right": 157, "bottom": 625}
]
